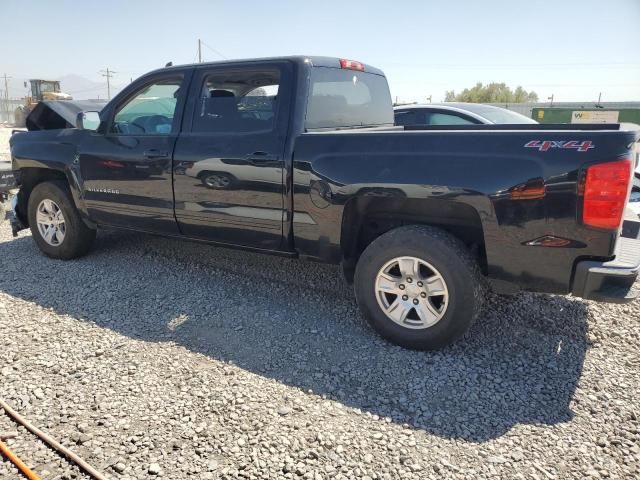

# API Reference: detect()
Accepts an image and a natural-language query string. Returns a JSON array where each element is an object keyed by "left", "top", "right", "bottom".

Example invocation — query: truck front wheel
[
  {"left": 354, "top": 225, "right": 485, "bottom": 350},
  {"left": 27, "top": 181, "right": 96, "bottom": 259}
]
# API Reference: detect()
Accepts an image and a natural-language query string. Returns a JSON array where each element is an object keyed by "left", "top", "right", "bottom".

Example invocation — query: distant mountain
[{"left": 59, "top": 74, "right": 123, "bottom": 100}]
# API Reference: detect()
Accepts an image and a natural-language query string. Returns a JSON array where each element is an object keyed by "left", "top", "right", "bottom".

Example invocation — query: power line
[
  {"left": 505, "top": 82, "right": 639, "bottom": 87},
  {"left": 66, "top": 84, "right": 108, "bottom": 95},
  {"left": 200, "top": 40, "right": 228, "bottom": 60},
  {"left": 386, "top": 62, "right": 640, "bottom": 70},
  {"left": 99, "top": 68, "right": 117, "bottom": 99}
]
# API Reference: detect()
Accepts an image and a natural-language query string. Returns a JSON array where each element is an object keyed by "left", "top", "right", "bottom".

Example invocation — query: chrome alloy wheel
[
  {"left": 36, "top": 199, "right": 66, "bottom": 246},
  {"left": 204, "top": 173, "right": 231, "bottom": 189},
  {"left": 374, "top": 256, "right": 449, "bottom": 329}
]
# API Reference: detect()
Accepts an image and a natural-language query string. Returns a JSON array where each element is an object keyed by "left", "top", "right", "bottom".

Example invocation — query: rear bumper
[
  {"left": 572, "top": 260, "right": 639, "bottom": 303},
  {"left": 572, "top": 217, "right": 640, "bottom": 303}
]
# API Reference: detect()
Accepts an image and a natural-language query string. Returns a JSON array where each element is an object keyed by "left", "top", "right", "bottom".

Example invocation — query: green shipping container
[{"left": 532, "top": 107, "right": 640, "bottom": 125}]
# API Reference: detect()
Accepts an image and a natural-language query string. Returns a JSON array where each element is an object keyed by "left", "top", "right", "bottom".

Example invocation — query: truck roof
[{"left": 145, "top": 56, "right": 386, "bottom": 77}]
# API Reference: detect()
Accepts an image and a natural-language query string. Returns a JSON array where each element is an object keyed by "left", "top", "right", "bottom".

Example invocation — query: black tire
[
  {"left": 27, "top": 181, "right": 96, "bottom": 259},
  {"left": 354, "top": 225, "right": 485, "bottom": 350}
]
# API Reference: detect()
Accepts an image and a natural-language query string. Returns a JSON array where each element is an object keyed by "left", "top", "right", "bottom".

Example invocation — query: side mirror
[{"left": 76, "top": 111, "right": 101, "bottom": 131}]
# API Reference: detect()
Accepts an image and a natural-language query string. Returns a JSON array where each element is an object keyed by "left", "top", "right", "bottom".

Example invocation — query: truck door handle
[
  {"left": 246, "top": 152, "right": 279, "bottom": 165},
  {"left": 143, "top": 149, "right": 169, "bottom": 159}
]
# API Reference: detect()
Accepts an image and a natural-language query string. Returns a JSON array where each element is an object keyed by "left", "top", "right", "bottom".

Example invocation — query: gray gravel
[
  {"left": 0, "top": 217, "right": 639, "bottom": 479},
  {"left": 0, "top": 126, "right": 22, "bottom": 164}
]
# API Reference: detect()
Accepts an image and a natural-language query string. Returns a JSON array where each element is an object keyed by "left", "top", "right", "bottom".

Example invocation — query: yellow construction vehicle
[{"left": 14, "top": 79, "right": 72, "bottom": 127}]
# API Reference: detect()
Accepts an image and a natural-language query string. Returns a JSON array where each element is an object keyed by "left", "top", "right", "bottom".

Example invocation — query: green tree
[{"left": 445, "top": 83, "right": 538, "bottom": 103}]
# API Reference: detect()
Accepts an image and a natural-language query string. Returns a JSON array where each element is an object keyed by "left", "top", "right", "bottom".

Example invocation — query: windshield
[
  {"left": 39, "top": 82, "right": 60, "bottom": 93},
  {"left": 461, "top": 104, "right": 537, "bottom": 124},
  {"left": 305, "top": 67, "right": 393, "bottom": 130}
]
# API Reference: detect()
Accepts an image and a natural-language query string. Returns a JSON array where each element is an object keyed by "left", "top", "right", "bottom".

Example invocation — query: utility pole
[
  {"left": 198, "top": 39, "right": 202, "bottom": 63},
  {"left": 427, "top": 95, "right": 432, "bottom": 104},
  {"left": 99, "top": 68, "right": 117, "bottom": 99},
  {"left": 2, "top": 74, "right": 9, "bottom": 98},
  {"left": 547, "top": 94, "right": 554, "bottom": 107},
  {"left": 2, "top": 73, "right": 11, "bottom": 123}
]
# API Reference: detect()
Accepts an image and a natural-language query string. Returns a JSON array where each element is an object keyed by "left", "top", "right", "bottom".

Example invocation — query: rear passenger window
[{"left": 192, "top": 69, "right": 280, "bottom": 133}]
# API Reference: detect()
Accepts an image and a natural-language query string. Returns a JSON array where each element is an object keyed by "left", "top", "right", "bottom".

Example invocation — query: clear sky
[{"left": 2, "top": 0, "right": 639, "bottom": 102}]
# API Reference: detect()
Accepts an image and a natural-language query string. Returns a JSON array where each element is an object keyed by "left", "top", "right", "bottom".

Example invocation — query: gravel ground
[
  {"left": 0, "top": 125, "right": 639, "bottom": 479},
  {"left": 0, "top": 125, "right": 21, "bottom": 159},
  {"left": 0, "top": 126, "right": 13, "bottom": 166}
]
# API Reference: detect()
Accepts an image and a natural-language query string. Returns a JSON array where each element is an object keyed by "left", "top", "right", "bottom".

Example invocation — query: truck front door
[
  {"left": 172, "top": 62, "right": 292, "bottom": 250},
  {"left": 78, "top": 71, "right": 189, "bottom": 233}
]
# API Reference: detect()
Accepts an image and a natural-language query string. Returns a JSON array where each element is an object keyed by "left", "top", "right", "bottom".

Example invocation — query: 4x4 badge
[{"left": 524, "top": 140, "right": 594, "bottom": 152}]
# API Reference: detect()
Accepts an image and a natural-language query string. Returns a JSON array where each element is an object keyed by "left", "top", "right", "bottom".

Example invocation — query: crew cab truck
[{"left": 7, "top": 56, "right": 640, "bottom": 350}]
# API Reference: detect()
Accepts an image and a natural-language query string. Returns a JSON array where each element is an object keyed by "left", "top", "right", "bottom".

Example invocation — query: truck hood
[{"left": 26, "top": 100, "right": 107, "bottom": 131}]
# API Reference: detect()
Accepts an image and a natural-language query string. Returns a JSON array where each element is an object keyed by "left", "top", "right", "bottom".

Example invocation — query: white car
[
  {"left": 620, "top": 123, "right": 640, "bottom": 216},
  {"left": 394, "top": 103, "right": 538, "bottom": 126},
  {"left": 181, "top": 157, "right": 282, "bottom": 190}
]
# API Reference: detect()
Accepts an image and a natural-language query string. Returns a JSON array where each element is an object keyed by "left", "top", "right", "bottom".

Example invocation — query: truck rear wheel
[
  {"left": 354, "top": 225, "right": 485, "bottom": 350},
  {"left": 27, "top": 181, "right": 96, "bottom": 259}
]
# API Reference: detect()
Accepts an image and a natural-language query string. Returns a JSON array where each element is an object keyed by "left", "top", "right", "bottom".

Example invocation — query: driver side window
[{"left": 111, "top": 78, "right": 183, "bottom": 135}]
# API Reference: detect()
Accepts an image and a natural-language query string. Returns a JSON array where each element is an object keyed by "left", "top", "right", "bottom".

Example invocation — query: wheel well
[
  {"left": 16, "top": 168, "right": 69, "bottom": 225},
  {"left": 341, "top": 197, "right": 487, "bottom": 282}
]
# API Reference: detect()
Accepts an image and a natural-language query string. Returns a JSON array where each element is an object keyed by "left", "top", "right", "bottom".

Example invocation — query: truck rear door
[{"left": 172, "top": 61, "right": 293, "bottom": 249}]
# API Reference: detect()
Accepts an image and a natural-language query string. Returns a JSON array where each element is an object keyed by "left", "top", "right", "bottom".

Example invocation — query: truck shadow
[{"left": 0, "top": 229, "right": 589, "bottom": 442}]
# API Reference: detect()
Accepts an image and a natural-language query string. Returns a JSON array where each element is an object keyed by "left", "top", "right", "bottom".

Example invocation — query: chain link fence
[{"left": 0, "top": 97, "right": 22, "bottom": 125}]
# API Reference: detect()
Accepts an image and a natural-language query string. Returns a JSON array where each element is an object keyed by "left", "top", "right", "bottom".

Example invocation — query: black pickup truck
[{"left": 6, "top": 56, "right": 640, "bottom": 350}]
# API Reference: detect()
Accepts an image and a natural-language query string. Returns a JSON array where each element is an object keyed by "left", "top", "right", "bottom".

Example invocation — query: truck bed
[{"left": 293, "top": 124, "right": 638, "bottom": 295}]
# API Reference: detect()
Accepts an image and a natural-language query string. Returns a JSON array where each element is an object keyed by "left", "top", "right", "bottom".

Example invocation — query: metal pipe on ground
[
  {"left": 0, "top": 437, "right": 42, "bottom": 480},
  {"left": 0, "top": 398, "right": 110, "bottom": 480}
]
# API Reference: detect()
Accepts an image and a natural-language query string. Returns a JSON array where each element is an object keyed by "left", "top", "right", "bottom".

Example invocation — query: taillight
[
  {"left": 339, "top": 58, "right": 365, "bottom": 71},
  {"left": 583, "top": 158, "right": 632, "bottom": 229}
]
